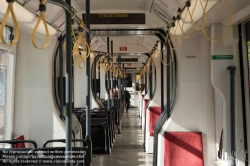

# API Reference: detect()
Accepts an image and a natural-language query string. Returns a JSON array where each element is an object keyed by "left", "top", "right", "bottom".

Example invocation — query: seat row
[{"left": 74, "top": 98, "right": 123, "bottom": 154}]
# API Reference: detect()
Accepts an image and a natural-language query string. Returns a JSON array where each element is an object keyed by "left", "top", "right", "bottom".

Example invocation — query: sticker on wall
[
  {"left": 186, "top": 55, "right": 196, "bottom": 58},
  {"left": 212, "top": 55, "right": 233, "bottom": 60}
]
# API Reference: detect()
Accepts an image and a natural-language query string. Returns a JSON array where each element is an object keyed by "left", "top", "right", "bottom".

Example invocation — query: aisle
[{"left": 92, "top": 108, "right": 153, "bottom": 166}]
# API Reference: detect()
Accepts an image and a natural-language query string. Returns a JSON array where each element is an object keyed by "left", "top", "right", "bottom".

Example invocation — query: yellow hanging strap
[
  {"left": 0, "top": 0, "right": 19, "bottom": 46},
  {"left": 180, "top": 2, "right": 199, "bottom": 39},
  {"left": 64, "top": 12, "right": 76, "bottom": 53},
  {"left": 173, "top": 17, "right": 184, "bottom": 47},
  {"left": 95, "top": 54, "right": 102, "bottom": 71},
  {"left": 160, "top": 33, "right": 175, "bottom": 66},
  {"left": 200, "top": 0, "right": 232, "bottom": 42},
  {"left": 109, "top": 60, "right": 115, "bottom": 73},
  {"left": 71, "top": 13, "right": 77, "bottom": 43},
  {"left": 114, "top": 68, "right": 119, "bottom": 78},
  {"left": 99, "top": 54, "right": 108, "bottom": 73},
  {"left": 72, "top": 21, "right": 91, "bottom": 68},
  {"left": 72, "top": 14, "right": 84, "bottom": 68},
  {"left": 32, "top": 0, "right": 50, "bottom": 49},
  {"left": 187, "top": 0, "right": 202, "bottom": 31},
  {"left": 118, "top": 67, "right": 122, "bottom": 77}
]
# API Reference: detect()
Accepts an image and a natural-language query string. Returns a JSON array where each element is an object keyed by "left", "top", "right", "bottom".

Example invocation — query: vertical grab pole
[
  {"left": 59, "top": 36, "right": 64, "bottom": 120},
  {"left": 111, "top": 40, "right": 114, "bottom": 107},
  {"left": 94, "top": 56, "right": 97, "bottom": 97},
  {"left": 166, "top": 44, "right": 171, "bottom": 119},
  {"left": 227, "top": 66, "right": 236, "bottom": 166},
  {"left": 123, "top": 65, "right": 125, "bottom": 111},
  {"left": 145, "top": 72, "right": 147, "bottom": 94},
  {"left": 85, "top": 0, "right": 92, "bottom": 165},
  {"left": 124, "top": 68, "right": 126, "bottom": 86},
  {"left": 85, "top": 0, "right": 91, "bottom": 140},
  {"left": 149, "top": 65, "right": 152, "bottom": 99},
  {"left": 98, "top": 54, "right": 101, "bottom": 98},
  {"left": 118, "top": 56, "right": 121, "bottom": 99},
  {"left": 72, "top": 49, "right": 74, "bottom": 112},
  {"left": 160, "top": 42, "right": 164, "bottom": 113},
  {"left": 107, "top": 37, "right": 111, "bottom": 109},
  {"left": 65, "top": 0, "right": 72, "bottom": 165}
]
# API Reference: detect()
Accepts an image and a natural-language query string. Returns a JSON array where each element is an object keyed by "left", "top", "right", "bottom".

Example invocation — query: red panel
[
  {"left": 142, "top": 94, "right": 145, "bottom": 100},
  {"left": 119, "top": 46, "right": 127, "bottom": 51},
  {"left": 149, "top": 106, "right": 161, "bottom": 136},
  {"left": 143, "top": 99, "right": 150, "bottom": 116},
  {"left": 164, "top": 132, "right": 204, "bottom": 166},
  {"left": 14, "top": 135, "right": 25, "bottom": 148}
]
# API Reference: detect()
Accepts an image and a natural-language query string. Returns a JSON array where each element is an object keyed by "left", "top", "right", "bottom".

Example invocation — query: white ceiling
[
  {"left": 202, "top": 0, "right": 250, "bottom": 25},
  {"left": 12, "top": 0, "right": 250, "bottom": 72}
]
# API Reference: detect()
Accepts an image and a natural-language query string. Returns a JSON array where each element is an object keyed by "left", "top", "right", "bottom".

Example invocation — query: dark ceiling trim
[{"left": 90, "top": 28, "right": 165, "bottom": 39}]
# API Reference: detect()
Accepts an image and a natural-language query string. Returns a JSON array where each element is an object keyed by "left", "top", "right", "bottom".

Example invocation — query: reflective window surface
[{"left": 0, "top": 50, "right": 8, "bottom": 145}]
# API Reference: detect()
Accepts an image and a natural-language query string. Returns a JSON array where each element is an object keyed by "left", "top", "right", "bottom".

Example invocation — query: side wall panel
[
  {"left": 158, "top": 32, "right": 216, "bottom": 166},
  {"left": 14, "top": 33, "right": 65, "bottom": 147}
]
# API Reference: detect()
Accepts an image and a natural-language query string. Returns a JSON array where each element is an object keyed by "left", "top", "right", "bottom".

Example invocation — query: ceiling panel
[
  {"left": 141, "top": 36, "right": 158, "bottom": 52},
  {"left": 52, "top": 14, "right": 65, "bottom": 29},
  {"left": 44, "top": 4, "right": 64, "bottom": 23},
  {"left": 25, "top": 0, "right": 40, "bottom": 13},
  {"left": 16, "top": 0, "right": 26, "bottom": 4},
  {"left": 91, "top": 37, "right": 104, "bottom": 51},
  {"left": 152, "top": 3, "right": 172, "bottom": 26},
  {"left": 203, "top": 0, "right": 250, "bottom": 25},
  {"left": 74, "top": 0, "right": 147, "bottom": 11}
]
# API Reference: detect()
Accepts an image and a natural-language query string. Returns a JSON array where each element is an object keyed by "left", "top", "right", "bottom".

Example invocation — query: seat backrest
[
  {"left": 149, "top": 106, "right": 161, "bottom": 136},
  {"left": 164, "top": 132, "right": 204, "bottom": 166},
  {"left": 96, "top": 97, "right": 105, "bottom": 108},
  {"left": 14, "top": 135, "right": 25, "bottom": 148}
]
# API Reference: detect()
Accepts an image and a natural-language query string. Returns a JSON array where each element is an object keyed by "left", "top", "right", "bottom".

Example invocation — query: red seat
[
  {"left": 14, "top": 135, "right": 25, "bottom": 148},
  {"left": 164, "top": 132, "right": 204, "bottom": 166},
  {"left": 149, "top": 106, "right": 161, "bottom": 136},
  {"left": 143, "top": 99, "right": 150, "bottom": 116}
]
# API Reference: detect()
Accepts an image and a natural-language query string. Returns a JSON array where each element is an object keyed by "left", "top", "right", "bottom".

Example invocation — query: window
[
  {"left": 0, "top": 24, "right": 12, "bottom": 44},
  {"left": 0, "top": 50, "right": 8, "bottom": 145},
  {"left": 0, "top": 24, "right": 15, "bottom": 147}
]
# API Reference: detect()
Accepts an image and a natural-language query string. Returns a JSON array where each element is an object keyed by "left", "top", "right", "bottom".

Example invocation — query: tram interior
[{"left": 0, "top": 0, "right": 250, "bottom": 166}]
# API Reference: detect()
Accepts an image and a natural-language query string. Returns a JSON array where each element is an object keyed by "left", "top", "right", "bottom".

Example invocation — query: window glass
[
  {"left": 0, "top": 50, "right": 8, "bottom": 146},
  {"left": 0, "top": 24, "right": 11, "bottom": 44}
]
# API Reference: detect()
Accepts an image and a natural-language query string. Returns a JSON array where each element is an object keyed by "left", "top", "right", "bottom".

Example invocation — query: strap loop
[
  {"left": 7, "top": 0, "right": 14, "bottom": 3},
  {"left": 0, "top": 0, "right": 20, "bottom": 46},
  {"left": 32, "top": 0, "right": 50, "bottom": 49},
  {"left": 39, "top": 4, "right": 46, "bottom": 12}
]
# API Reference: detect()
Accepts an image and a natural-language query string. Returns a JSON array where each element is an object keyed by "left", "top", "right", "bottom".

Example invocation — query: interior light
[{"left": 0, "top": 1, "right": 57, "bottom": 36}]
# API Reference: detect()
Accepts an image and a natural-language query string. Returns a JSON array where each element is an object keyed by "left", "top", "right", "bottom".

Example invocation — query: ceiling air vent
[
  {"left": 116, "top": 58, "right": 138, "bottom": 62},
  {"left": 153, "top": 3, "right": 172, "bottom": 26}
]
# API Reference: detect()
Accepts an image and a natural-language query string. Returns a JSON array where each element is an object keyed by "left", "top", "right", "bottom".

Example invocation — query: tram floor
[{"left": 92, "top": 108, "right": 153, "bottom": 166}]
